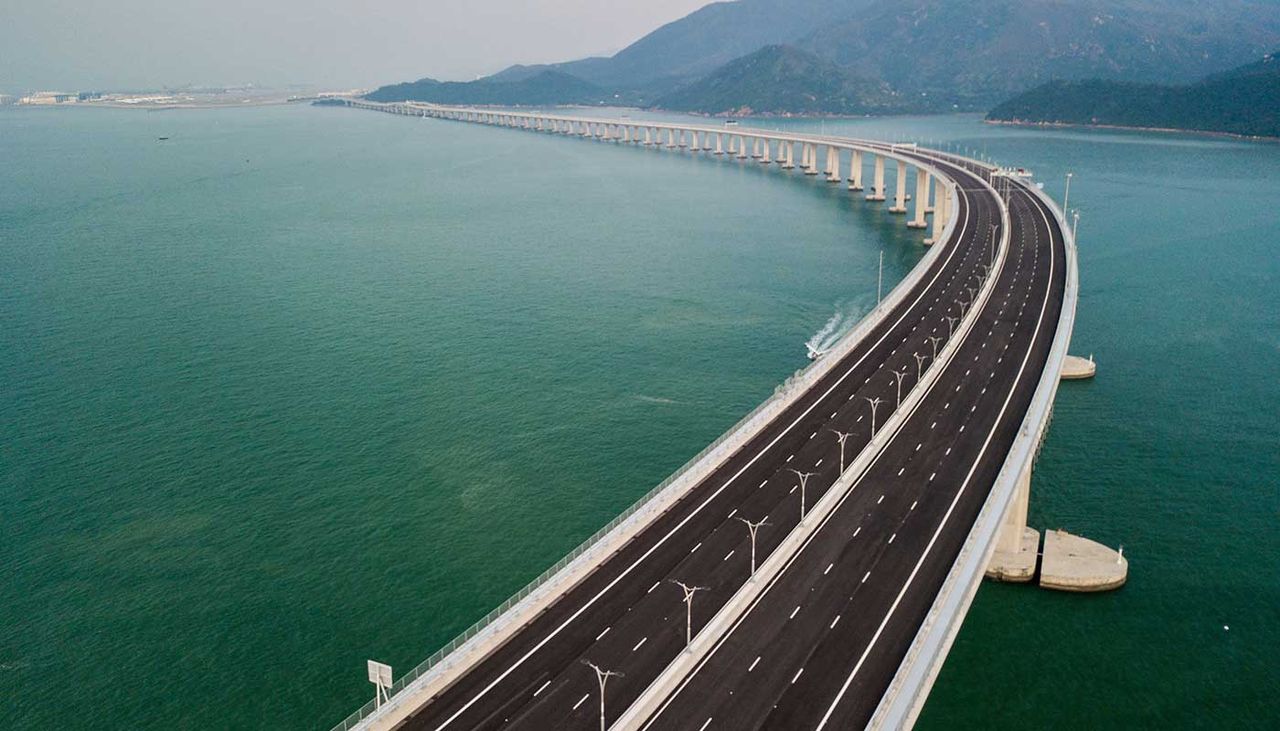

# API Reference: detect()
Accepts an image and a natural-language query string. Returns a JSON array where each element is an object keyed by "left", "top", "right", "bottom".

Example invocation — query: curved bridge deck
[{"left": 328, "top": 102, "right": 1074, "bottom": 731}]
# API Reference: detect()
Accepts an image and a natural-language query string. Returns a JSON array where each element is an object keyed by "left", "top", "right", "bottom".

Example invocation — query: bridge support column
[
  {"left": 737, "top": 136, "right": 749, "bottom": 159},
  {"left": 924, "top": 181, "right": 947, "bottom": 245},
  {"left": 986, "top": 461, "right": 1039, "bottom": 582},
  {"left": 715, "top": 133, "right": 724, "bottom": 155},
  {"left": 849, "top": 150, "right": 864, "bottom": 191},
  {"left": 867, "top": 155, "right": 887, "bottom": 201},
  {"left": 827, "top": 146, "right": 841, "bottom": 182},
  {"left": 749, "top": 137, "right": 760, "bottom": 159},
  {"left": 908, "top": 168, "right": 930, "bottom": 229},
  {"left": 666, "top": 129, "right": 676, "bottom": 148},
  {"left": 890, "top": 160, "right": 908, "bottom": 213},
  {"left": 760, "top": 139, "right": 772, "bottom": 163},
  {"left": 780, "top": 141, "right": 793, "bottom": 168}
]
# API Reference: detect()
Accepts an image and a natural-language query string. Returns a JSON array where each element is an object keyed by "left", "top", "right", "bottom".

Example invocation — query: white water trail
[{"left": 806, "top": 301, "right": 863, "bottom": 354}]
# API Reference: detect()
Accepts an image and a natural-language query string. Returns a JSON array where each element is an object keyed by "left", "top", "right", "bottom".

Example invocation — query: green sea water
[{"left": 1, "top": 105, "right": 1276, "bottom": 729}]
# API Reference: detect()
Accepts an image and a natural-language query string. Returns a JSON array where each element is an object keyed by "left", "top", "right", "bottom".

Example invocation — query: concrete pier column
[
  {"left": 827, "top": 146, "right": 841, "bottom": 183},
  {"left": 691, "top": 130, "right": 701, "bottom": 150},
  {"left": 751, "top": 137, "right": 762, "bottom": 159},
  {"left": 890, "top": 160, "right": 908, "bottom": 213},
  {"left": 925, "top": 182, "right": 947, "bottom": 245},
  {"left": 985, "top": 460, "right": 1039, "bottom": 583},
  {"left": 643, "top": 127, "right": 652, "bottom": 145},
  {"left": 909, "top": 168, "right": 930, "bottom": 229},
  {"left": 805, "top": 144, "right": 818, "bottom": 175},
  {"left": 727, "top": 135, "right": 737, "bottom": 155},
  {"left": 849, "top": 150, "right": 864, "bottom": 191},
  {"left": 715, "top": 133, "right": 725, "bottom": 155},
  {"left": 780, "top": 141, "right": 794, "bottom": 168},
  {"left": 924, "top": 174, "right": 935, "bottom": 212},
  {"left": 867, "top": 155, "right": 887, "bottom": 201},
  {"left": 737, "top": 136, "right": 749, "bottom": 159},
  {"left": 761, "top": 139, "right": 773, "bottom": 164}
]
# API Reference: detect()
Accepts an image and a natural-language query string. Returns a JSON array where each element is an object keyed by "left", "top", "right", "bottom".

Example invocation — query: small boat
[{"left": 157, "top": 136, "right": 170, "bottom": 141}]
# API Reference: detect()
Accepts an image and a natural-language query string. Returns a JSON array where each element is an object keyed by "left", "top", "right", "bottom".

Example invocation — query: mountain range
[
  {"left": 987, "top": 51, "right": 1280, "bottom": 137},
  {"left": 367, "top": 0, "right": 1280, "bottom": 115}
]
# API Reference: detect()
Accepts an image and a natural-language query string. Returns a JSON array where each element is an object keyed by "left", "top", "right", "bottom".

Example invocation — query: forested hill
[{"left": 986, "top": 53, "right": 1280, "bottom": 138}]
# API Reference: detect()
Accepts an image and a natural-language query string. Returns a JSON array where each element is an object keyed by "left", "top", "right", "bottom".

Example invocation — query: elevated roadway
[{"left": 328, "top": 102, "right": 1075, "bottom": 731}]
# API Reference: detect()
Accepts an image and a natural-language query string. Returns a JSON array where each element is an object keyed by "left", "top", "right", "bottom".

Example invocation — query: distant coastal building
[{"left": 19, "top": 91, "right": 78, "bottom": 105}]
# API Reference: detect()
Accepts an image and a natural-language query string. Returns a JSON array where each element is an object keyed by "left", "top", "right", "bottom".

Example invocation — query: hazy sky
[{"left": 1, "top": 0, "right": 712, "bottom": 93}]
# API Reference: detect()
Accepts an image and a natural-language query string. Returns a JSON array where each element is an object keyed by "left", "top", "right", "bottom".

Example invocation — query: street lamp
[
  {"left": 877, "top": 250, "right": 884, "bottom": 304},
  {"left": 789, "top": 469, "right": 817, "bottom": 521},
  {"left": 1063, "top": 172, "right": 1073, "bottom": 214},
  {"left": 864, "top": 396, "right": 884, "bottom": 437},
  {"left": 736, "top": 516, "right": 770, "bottom": 578},
  {"left": 669, "top": 580, "right": 708, "bottom": 650},
  {"left": 891, "top": 368, "right": 908, "bottom": 408},
  {"left": 928, "top": 336, "right": 942, "bottom": 360},
  {"left": 945, "top": 316, "right": 958, "bottom": 337},
  {"left": 581, "top": 661, "right": 623, "bottom": 731},
  {"left": 914, "top": 352, "right": 928, "bottom": 381},
  {"left": 1072, "top": 210, "right": 1080, "bottom": 243},
  {"left": 830, "top": 429, "right": 853, "bottom": 472}
]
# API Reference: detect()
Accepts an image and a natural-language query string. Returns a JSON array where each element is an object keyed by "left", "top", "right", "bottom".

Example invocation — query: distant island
[{"left": 987, "top": 53, "right": 1280, "bottom": 139}]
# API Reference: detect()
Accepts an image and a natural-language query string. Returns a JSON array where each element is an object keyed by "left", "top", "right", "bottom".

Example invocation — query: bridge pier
[
  {"left": 760, "top": 139, "right": 773, "bottom": 164},
  {"left": 715, "top": 133, "right": 725, "bottom": 155},
  {"left": 924, "top": 180, "right": 948, "bottom": 245},
  {"left": 890, "top": 160, "right": 909, "bottom": 213},
  {"left": 908, "top": 168, "right": 930, "bottom": 229},
  {"left": 826, "top": 146, "right": 841, "bottom": 183},
  {"left": 736, "top": 136, "right": 749, "bottom": 159},
  {"left": 779, "top": 141, "right": 794, "bottom": 168},
  {"left": 867, "top": 155, "right": 887, "bottom": 201},
  {"left": 849, "top": 150, "right": 864, "bottom": 191}
]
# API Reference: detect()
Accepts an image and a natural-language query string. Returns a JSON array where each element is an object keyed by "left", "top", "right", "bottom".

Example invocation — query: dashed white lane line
[
  {"left": 910, "top": 500, "right": 918, "bottom": 511},
  {"left": 853, "top": 526, "right": 862, "bottom": 538},
  {"left": 815, "top": 459, "right": 823, "bottom": 466},
  {"left": 862, "top": 571, "right": 871, "bottom": 584},
  {"left": 573, "top": 693, "right": 589, "bottom": 711},
  {"left": 786, "top": 454, "right": 794, "bottom": 462},
  {"left": 790, "top": 606, "right": 801, "bottom": 619},
  {"left": 830, "top": 615, "right": 841, "bottom": 629},
  {"left": 930, "top": 472, "right": 937, "bottom": 481},
  {"left": 792, "top": 668, "right": 805, "bottom": 684},
  {"left": 698, "top": 718, "right": 713, "bottom": 731},
  {"left": 897, "top": 467, "right": 904, "bottom": 476},
  {"left": 877, "top": 495, "right": 884, "bottom": 504},
  {"left": 648, "top": 581, "right": 660, "bottom": 594},
  {"left": 727, "top": 508, "right": 738, "bottom": 519},
  {"left": 749, "top": 656, "right": 761, "bottom": 672},
  {"left": 759, "top": 480, "right": 768, "bottom": 488},
  {"left": 533, "top": 680, "right": 551, "bottom": 697},
  {"left": 596, "top": 626, "right": 611, "bottom": 640},
  {"left": 889, "top": 533, "right": 897, "bottom": 544},
  {"left": 633, "top": 637, "right": 648, "bottom": 652},
  {"left": 691, "top": 542, "right": 702, "bottom": 553},
  {"left": 824, "top": 563, "right": 833, "bottom": 575},
  {"left": 723, "top": 550, "right": 735, "bottom": 562}
]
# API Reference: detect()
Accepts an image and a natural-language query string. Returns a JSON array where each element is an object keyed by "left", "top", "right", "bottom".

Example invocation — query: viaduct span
[{"left": 328, "top": 100, "right": 1098, "bottom": 730}]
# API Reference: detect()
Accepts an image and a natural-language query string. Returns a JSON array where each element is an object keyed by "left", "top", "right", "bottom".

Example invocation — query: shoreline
[{"left": 985, "top": 117, "right": 1280, "bottom": 143}]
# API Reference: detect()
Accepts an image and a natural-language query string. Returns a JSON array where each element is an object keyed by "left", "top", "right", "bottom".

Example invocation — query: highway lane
[
  {"left": 637, "top": 177, "right": 1065, "bottom": 730},
  {"left": 396, "top": 128, "right": 1005, "bottom": 731}
]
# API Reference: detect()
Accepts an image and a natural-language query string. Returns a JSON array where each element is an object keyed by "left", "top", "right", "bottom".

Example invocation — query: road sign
[{"left": 368, "top": 660, "right": 392, "bottom": 688}]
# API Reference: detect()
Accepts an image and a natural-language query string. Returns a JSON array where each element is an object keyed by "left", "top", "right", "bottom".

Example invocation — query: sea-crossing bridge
[{"left": 326, "top": 100, "right": 1107, "bottom": 731}]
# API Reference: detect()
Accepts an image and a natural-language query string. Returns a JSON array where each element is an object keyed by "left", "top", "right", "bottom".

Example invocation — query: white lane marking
[
  {"left": 596, "top": 626, "right": 610, "bottom": 640},
  {"left": 792, "top": 668, "right": 805, "bottom": 684},
  {"left": 815, "top": 459, "right": 823, "bottom": 466},
  {"left": 790, "top": 606, "right": 801, "bottom": 619},
  {"left": 877, "top": 495, "right": 884, "bottom": 504},
  {"left": 533, "top": 680, "right": 551, "bottom": 697},
  {"left": 910, "top": 500, "right": 918, "bottom": 511},
  {"left": 929, "top": 472, "right": 936, "bottom": 481},
  {"left": 816, "top": 180, "right": 1058, "bottom": 730},
  {"left": 648, "top": 581, "right": 660, "bottom": 594},
  {"left": 727, "top": 508, "right": 738, "bottom": 519},
  {"left": 853, "top": 526, "right": 862, "bottom": 537},
  {"left": 810, "top": 431, "right": 817, "bottom": 439},
  {"left": 824, "top": 562, "right": 834, "bottom": 575},
  {"left": 573, "top": 694, "right": 589, "bottom": 711},
  {"left": 945, "top": 447, "right": 951, "bottom": 456},
  {"left": 749, "top": 656, "right": 761, "bottom": 672},
  {"left": 723, "top": 550, "right": 735, "bottom": 562},
  {"left": 861, "top": 571, "right": 871, "bottom": 584},
  {"left": 787, "top": 454, "right": 794, "bottom": 462},
  {"left": 889, "top": 533, "right": 896, "bottom": 544},
  {"left": 830, "top": 615, "right": 841, "bottom": 629},
  {"left": 691, "top": 542, "right": 702, "bottom": 553},
  {"left": 897, "top": 467, "right": 904, "bottom": 476},
  {"left": 633, "top": 637, "right": 648, "bottom": 652},
  {"left": 759, "top": 480, "right": 768, "bottom": 488},
  {"left": 699, "top": 718, "right": 713, "bottom": 731}
]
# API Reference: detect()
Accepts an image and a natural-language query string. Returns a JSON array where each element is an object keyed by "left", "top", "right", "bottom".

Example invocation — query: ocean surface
[{"left": 1, "top": 104, "right": 1276, "bottom": 729}]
